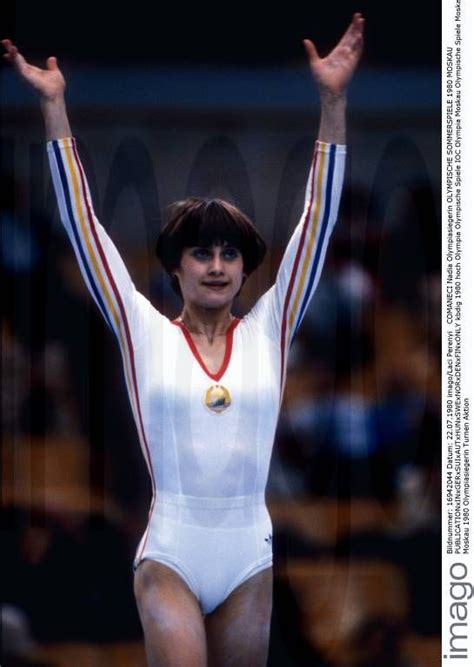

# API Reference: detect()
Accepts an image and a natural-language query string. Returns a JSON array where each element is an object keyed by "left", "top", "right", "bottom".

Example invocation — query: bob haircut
[{"left": 156, "top": 197, "right": 267, "bottom": 298}]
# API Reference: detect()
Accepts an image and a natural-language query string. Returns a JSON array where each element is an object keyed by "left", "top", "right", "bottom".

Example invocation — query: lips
[{"left": 202, "top": 282, "right": 228, "bottom": 288}]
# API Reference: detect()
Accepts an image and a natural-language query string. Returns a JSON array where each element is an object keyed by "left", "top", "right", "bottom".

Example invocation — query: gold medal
[{"left": 204, "top": 384, "right": 232, "bottom": 414}]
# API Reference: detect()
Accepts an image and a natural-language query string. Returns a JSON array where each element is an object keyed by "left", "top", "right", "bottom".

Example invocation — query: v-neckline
[{"left": 171, "top": 317, "right": 241, "bottom": 381}]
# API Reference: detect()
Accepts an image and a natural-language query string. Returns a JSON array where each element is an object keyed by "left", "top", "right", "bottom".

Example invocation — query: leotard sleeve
[
  {"left": 47, "top": 136, "right": 151, "bottom": 349},
  {"left": 246, "top": 140, "right": 345, "bottom": 367}
]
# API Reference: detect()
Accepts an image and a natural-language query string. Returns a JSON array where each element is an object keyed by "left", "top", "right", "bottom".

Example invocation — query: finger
[
  {"left": 353, "top": 13, "right": 365, "bottom": 41},
  {"left": 4, "top": 42, "right": 20, "bottom": 61},
  {"left": 339, "top": 13, "right": 365, "bottom": 50},
  {"left": 350, "top": 16, "right": 365, "bottom": 55},
  {"left": 10, "top": 46, "right": 29, "bottom": 71},
  {"left": 1, "top": 38, "right": 16, "bottom": 60},
  {"left": 3, "top": 41, "right": 21, "bottom": 60},
  {"left": 302, "top": 38, "right": 320, "bottom": 62},
  {"left": 1, "top": 40, "right": 32, "bottom": 70},
  {"left": 46, "top": 56, "right": 58, "bottom": 70}
]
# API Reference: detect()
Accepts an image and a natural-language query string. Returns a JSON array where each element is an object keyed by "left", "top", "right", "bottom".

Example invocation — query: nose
[{"left": 208, "top": 249, "right": 224, "bottom": 274}]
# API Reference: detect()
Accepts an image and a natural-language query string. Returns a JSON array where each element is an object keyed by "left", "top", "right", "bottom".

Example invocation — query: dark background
[{"left": 5, "top": 0, "right": 439, "bottom": 67}]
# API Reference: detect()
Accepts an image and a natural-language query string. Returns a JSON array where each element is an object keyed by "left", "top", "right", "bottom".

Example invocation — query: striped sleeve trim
[
  {"left": 278, "top": 141, "right": 343, "bottom": 392},
  {"left": 47, "top": 137, "right": 155, "bottom": 490},
  {"left": 49, "top": 141, "right": 115, "bottom": 331},
  {"left": 291, "top": 144, "right": 337, "bottom": 339},
  {"left": 50, "top": 139, "right": 124, "bottom": 336}
]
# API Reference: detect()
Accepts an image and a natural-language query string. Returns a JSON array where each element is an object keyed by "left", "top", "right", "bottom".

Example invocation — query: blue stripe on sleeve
[
  {"left": 52, "top": 140, "right": 114, "bottom": 332},
  {"left": 291, "top": 144, "right": 336, "bottom": 343}
]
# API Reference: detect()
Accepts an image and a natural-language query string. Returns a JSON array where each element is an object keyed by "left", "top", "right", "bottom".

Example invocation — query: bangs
[{"left": 177, "top": 200, "right": 248, "bottom": 250}]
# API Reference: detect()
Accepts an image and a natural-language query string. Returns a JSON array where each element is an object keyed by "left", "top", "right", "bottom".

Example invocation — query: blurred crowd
[{"left": 1, "top": 166, "right": 440, "bottom": 666}]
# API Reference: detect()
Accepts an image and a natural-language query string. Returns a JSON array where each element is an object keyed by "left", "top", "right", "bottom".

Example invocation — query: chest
[
  {"left": 140, "top": 316, "right": 281, "bottom": 397},
  {"left": 187, "top": 336, "right": 227, "bottom": 375},
  {"left": 137, "top": 318, "right": 282, "bottom": 442},
  {"left": 169, "top": 318, "right": 239, "bottom": 380}
]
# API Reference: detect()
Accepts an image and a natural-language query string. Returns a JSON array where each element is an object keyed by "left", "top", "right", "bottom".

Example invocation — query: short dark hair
[{"left": 156, "top": 197, "right": 267, "bottom": 298}]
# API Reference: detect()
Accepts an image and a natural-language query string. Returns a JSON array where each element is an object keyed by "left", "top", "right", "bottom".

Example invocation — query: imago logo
[{"left": 445, "top": 563, "right": 473, "bottom": 661}]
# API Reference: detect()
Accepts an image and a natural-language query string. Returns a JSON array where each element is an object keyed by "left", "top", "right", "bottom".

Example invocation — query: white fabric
[{"left": 47, "top": 137, "right": 346, "bottom": 614}]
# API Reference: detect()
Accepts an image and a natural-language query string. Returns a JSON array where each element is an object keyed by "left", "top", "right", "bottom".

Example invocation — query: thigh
[
  {"left": 204, "top": 566, "right": 273, "bottom": 667},
  {"left": 134, "top": 559, "right": 207, "bottom": 667}
]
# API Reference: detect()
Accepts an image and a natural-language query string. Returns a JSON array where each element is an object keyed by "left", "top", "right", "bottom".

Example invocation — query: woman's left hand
[{"left": 303, "top": 12, "right": 364, "bottom": 96}]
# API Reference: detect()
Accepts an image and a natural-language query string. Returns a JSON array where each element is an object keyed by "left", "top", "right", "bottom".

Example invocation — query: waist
[{"left": 154, "top": 490, "right": 266, "bottom": 509}]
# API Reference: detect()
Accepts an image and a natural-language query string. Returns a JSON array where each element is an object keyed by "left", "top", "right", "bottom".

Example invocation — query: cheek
[
  {"left": 231, "top": 265, "right": 245, "bottom": 289},
  {"left": 176, "top": 258, "right": 200, "bottom": 285},
  {"left": 232, "top": 257, "right": 244, "bottom": 277}
]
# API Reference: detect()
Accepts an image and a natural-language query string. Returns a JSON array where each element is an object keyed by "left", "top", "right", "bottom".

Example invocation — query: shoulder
[
  {"left": 238, "top": 302, "right": 280, "bottom": 352},
  {"left": 132, "top": 291, "right": 177, "bottom": 340}
]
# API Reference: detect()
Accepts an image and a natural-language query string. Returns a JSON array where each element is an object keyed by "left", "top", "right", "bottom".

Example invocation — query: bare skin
[
  {"left": 2, "top": 14, "right": 363, "bottom": 665},
  {"left": 134, "top": 560, "right": 273, "bottom": 667},
  {"left": 204, "top": 566, "right": 273, "bottom": 667},
  {"left": 134, "top": 561, "right": 208, "bottom": 667}
]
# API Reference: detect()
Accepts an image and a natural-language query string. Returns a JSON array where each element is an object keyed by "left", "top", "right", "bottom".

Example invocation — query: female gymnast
[{"left": 3, "top": 13, "right": 363, "bottom": 667}]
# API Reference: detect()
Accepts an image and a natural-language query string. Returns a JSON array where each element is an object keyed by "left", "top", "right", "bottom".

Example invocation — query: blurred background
[{"left": 1, "top": 0, "right": 441, "bottom": 665}]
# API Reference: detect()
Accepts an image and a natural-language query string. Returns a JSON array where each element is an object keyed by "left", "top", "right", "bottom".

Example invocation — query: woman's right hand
[{"left": 2, "top": 39, "right": 65, "bottom": 102}]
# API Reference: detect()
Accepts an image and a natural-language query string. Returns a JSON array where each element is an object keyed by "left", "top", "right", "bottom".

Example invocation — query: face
[{"left": 174, "top": 241, "right": 245, "bottom": 309}]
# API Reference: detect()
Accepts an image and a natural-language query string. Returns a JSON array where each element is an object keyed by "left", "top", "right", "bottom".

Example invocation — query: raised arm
[
  {"left": 2, "top": 39, "right": 71, "bottom": 140},
  {"left": 304, "top": 12, "right": 364, "bottom": 144},
  {"left": 2, "top": 39, "right": 151, "bottom": 348},
  {"left": 246, "top": 14, "right": 364, "bottom": 375}
]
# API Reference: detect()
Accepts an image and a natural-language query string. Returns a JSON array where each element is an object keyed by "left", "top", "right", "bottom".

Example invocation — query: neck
[{"left": 178, "top": 304, "right": 235, "bottom": 342}]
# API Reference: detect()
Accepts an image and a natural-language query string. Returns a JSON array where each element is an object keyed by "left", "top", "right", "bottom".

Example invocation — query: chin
[
  {"left": 195, "top": 294, "right": 235, "bottom": 310},
  {"left": 203, "top": 298, "right": 234, "bottom": 310}
]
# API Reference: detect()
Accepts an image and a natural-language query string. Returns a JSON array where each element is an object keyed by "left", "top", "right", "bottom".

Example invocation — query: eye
[
  {"left": 191, "top": 247, "right": 211, "bottom": 259},
  {"left": 222, "top": 247, "right": 241, "bottom": 260}
]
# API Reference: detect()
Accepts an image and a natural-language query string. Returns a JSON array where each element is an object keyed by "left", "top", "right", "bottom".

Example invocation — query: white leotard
[{"left": 47, "top": 137, "right": 345, "bottom": 614}]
